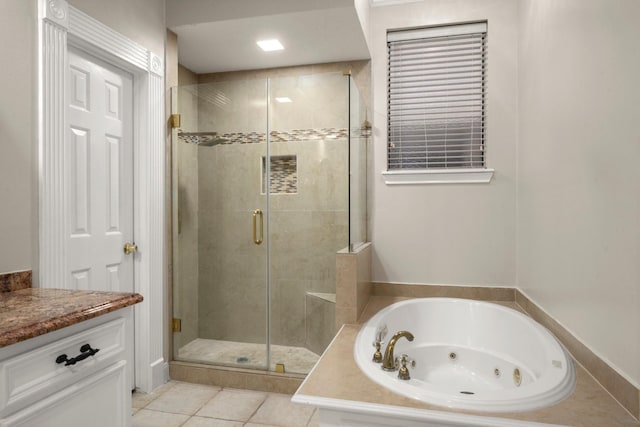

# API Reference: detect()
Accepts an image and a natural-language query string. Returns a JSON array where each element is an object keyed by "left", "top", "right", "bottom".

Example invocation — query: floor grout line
[
  {"left": 133, "top": 380, "right": 318, "bottom": 427},
  {"left": 240, "top": 389, "right": 268, "bottom": 425}
]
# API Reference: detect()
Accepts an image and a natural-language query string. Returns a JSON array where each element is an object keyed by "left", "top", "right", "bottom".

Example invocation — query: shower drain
[{"left": 236, "top": 356, "right": 249, "bottom": 363}]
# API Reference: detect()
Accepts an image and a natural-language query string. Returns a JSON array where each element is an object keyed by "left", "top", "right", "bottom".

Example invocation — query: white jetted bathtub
[{"left": 354, "top": 298, "right": 576, "bottom": 413}]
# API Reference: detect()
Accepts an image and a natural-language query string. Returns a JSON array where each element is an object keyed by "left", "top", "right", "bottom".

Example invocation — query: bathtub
[{"left": 354, "top": 298, "right": 575, "bottom": 413}]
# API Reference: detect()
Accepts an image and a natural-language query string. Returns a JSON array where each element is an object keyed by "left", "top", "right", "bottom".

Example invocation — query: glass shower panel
[
  {"left": 172, "top": 71, "right": 362, "bottom": 375},
  {"left": 172, "top": 79, "right": 269, "bottom": 370},
  {"left": 349, "top": 78, "right": 368, "bottom": 250},
  {"left": 267, "top": 72, "right": 349, "bottom": 374}
]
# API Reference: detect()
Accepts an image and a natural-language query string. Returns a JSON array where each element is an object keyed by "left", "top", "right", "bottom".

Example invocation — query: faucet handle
[
  {"left": 372, "top": 340, "right": 384, "bottom": 363},
  {"left": 371, "top": 324, "right": 388, "bottom": 363},
  {"left": 398, "top": 354, "right": 416, "bottom": 367},
  {"left": 396, "top": 354, "right": 415, "bottom": 380},
  {"left": 375, "top": 324, "right": 388, "bottom": 342}
]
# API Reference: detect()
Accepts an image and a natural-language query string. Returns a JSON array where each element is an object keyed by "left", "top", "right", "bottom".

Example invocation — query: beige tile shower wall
[
  {"left": 197, "top": 142, "right": 267, "bottom": 344},
  {"left": 197, "top": 138, "right": 348, "bottom": 348},
  {"left": 197, "top": 60, "right": 371, "bottom": 114},
  {"left": 269, "top": 73, "right": 348, "bottom": 131},
  {"left": 269, "top": 139, "right": 348, "bottom": 347},
  {"left": 174, "top": 65, "right": 200, "bottom": 351},
  {"left": 305, "top": 294, "right": 337, "bottom": 355},
  {"left": 193, "top": 66, "right": 353, "bottom": 350},
  {"left": 197, "top": 79, "right": 268, "bottom": 135},
  {"left": 195, "top": 70, "right": 353, "bottom": 137}
]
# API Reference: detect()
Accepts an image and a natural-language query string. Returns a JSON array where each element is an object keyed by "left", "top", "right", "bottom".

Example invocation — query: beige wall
[
  {"left": 369, "top": 0, "right": 639, "bottom": 389},
  {"left": 517, "top": 0, "right": 640, "bottom": 387},
  {"left": 369, "top": 0, "right": 518, "bottom": 286},
  {"left": 0, "top": 0, "right": 165, "bottom": 277},
  {"left": 0, "top": 0, "right": 37, "bottom": 275}
]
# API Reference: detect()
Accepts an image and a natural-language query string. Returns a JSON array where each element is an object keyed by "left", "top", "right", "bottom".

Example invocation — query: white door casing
[
  {"left": 67, "top": 47, "right": 134, "bottom": 293},
  {"left": 38, "top": 0, "right": 167, "bottom": 393}
]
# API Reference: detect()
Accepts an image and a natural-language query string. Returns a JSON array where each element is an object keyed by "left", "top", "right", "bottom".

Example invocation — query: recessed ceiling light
[
  {"left": 275, "top": 97, "right": 292, "bottom": 103},
  {"left": 257, "top": 39, "right": 284, "bottom": 52}
]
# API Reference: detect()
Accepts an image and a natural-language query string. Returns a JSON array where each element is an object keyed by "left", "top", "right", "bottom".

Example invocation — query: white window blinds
[{"left": 387, "top": 22, "right": 487, "bottom": 170}]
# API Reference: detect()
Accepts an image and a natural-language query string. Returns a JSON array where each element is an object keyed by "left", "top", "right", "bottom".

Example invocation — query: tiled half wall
[{"left": 336, "top": 243, "right": 372, "bottom": 330}]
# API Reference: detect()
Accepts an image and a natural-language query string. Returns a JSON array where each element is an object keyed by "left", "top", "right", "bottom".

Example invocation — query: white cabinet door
[
  {"left": 66, "top": 46, "right": 135, "bottom": 293},
  {"left": 0, "top": 361, "right": 130, "bottom": 427}
]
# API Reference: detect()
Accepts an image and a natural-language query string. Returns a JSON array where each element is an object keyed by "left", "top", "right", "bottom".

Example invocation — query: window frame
[{"left": 383, "top": 21, "right": 494, "bottom": 185}]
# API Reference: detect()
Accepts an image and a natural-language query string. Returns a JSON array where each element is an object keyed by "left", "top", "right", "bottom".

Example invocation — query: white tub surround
[
  {"left": 355, "top": 298, "right": 575, "bottom": 413},
  {"left": 293, "top": 298, "right": 638, "bottom": 427}
]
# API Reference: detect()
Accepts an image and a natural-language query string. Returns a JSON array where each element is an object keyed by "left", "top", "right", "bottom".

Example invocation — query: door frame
[{"left": 38, "top": 0, "right": 167, "bottom": 392}]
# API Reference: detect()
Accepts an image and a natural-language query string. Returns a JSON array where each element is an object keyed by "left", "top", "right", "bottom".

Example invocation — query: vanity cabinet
[{"left": 0, "top": 307, "right": 134, "bottom": 427}]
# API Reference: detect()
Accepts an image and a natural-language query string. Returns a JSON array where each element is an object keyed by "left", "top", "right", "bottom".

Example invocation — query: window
[{"left": 384, "top": 22, "right": 493, "bottom": 184}]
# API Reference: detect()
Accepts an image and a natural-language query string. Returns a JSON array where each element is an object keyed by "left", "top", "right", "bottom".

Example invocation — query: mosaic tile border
[
  {"left": 178, "top": 128, "right": 349, "bottom": 146},
  {"left": 0, "top": 270, "right": 32, "bottom": 293}
]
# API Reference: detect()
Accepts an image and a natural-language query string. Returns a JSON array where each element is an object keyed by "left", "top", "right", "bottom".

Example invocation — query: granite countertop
[
  {"left": 0, "top": 288, "right": 143, "bottom": 347},
  {"left": 295, "top": 297, "right": 639, "bottom": 427}
]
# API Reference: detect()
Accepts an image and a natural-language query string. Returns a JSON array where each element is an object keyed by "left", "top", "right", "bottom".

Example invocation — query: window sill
[{"left": 382, "top": 168, "right": 494, "bottom": 185}]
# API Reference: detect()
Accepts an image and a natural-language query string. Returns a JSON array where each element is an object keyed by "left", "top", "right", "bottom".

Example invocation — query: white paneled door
[{"left": 66, "top": 47, "right": 134, "bottom": 293}]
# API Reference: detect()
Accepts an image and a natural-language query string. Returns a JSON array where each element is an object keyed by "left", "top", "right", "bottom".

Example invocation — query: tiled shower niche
[{"left": 262, "top": 155, "right": 297, "bottom": 194}]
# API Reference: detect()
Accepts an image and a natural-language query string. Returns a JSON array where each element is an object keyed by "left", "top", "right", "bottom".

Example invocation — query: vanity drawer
[{"left": 0, "top": 317, "right": 126, "bottom": 415}]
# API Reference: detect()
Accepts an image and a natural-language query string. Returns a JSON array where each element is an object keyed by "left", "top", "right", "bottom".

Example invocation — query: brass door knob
[{"left": 123, "top": 242, "right": 138, "bottom": 255}]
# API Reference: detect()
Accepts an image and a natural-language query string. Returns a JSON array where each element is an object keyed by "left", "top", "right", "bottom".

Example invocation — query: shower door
[
  {"left": 172, "top": 79, "right": 270, "bottom": 370},
  {"left": 172, "top": 72, "right": 356, "bottom": 374}
]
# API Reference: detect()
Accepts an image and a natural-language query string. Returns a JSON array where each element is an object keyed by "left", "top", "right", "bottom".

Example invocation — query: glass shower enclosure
[{"left": 172, "top": 72, "right": 367, "bottom": 375}]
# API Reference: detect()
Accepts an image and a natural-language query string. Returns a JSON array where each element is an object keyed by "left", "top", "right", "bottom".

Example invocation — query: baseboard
[
  {"left": 371, "top": 282, "right": 515, "bottom": 301},
  {"left": 515, "top": 290, "right": 639, "bottom": 421}
]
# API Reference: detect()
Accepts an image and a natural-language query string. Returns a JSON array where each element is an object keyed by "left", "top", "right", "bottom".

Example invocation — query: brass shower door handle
[{"left": 253, "top": 209, "right": 263, "bottom": 245}]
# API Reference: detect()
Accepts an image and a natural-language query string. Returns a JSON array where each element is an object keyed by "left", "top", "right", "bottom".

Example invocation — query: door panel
[
  {"left": 66, "top": 47, "right": 134, "bottom": 293},
  {"left": 172, "top": 80, "right": 269, "bottom": 370}
]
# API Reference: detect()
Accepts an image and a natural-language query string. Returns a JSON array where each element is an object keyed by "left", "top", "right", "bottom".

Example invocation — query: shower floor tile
[{"left": 177, "top": 338, "right": 320, "bottom": 374}]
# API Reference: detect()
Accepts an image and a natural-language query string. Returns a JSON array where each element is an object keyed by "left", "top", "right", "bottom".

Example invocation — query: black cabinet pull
[{"left": 55, "top": 344, "right": 100, "bottom": 366}]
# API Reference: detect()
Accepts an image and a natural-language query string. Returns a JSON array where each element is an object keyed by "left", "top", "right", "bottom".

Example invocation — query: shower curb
[{"left": 169, "top": 360, "right": 304, "bottom": 394}]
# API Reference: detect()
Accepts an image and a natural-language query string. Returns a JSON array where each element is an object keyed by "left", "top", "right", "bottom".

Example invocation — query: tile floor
[{"left": 132, "top": 381, "right": 319, "bottom": 427}]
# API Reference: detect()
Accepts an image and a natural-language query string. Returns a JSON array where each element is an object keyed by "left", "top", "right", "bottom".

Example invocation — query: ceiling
[{"left": 166, "top": 0, "right": 371, "bottom": 74}]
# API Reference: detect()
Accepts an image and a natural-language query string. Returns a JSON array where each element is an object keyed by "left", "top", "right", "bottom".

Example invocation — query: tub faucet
[{"left": 382, "top": 330, "right": 414, "bottom": 371}]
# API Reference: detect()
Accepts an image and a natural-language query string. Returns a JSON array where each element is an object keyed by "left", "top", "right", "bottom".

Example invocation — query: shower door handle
[{"left": 253, "top": 209, "right": 263, "bottom": 245}]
